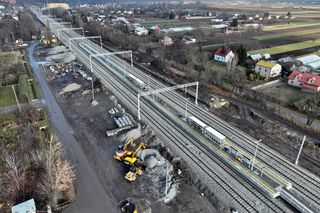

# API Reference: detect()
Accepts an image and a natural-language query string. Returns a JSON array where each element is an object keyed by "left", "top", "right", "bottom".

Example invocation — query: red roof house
[
  {"left": 213, "top": 47, "right": 234, "bottom": 63},
  {"left": 288, "top": 70, "right": 320, "bottom": 93}
]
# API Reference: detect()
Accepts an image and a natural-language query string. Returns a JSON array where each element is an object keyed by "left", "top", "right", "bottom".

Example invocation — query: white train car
[
  {"left": 127, "top": 73, "right": 146, "bottom": 90},
  {"left": 203, "top": 126, "right": 226, "bottom": 145},
  {"left": 188, "top": 116, "right": 207, "bottom": 133}
]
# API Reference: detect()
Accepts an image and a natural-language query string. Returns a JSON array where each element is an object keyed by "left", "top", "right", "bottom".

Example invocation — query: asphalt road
[{"left": 27, "top": 41, "right": 117, "bottom": 213}]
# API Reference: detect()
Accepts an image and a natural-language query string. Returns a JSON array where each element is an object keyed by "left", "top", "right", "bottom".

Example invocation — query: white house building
[
  {"left": 182, "top": 35, "right": 196, "bottom": 44},
  {"left": 213, "top": 47, "right": 235, "bottom": 63},
  {"left": 134, "top": 27, "right": 148, "bottom": 36},
  {"left": 255, "top": 60, "right": 282, "bottom": 78}
]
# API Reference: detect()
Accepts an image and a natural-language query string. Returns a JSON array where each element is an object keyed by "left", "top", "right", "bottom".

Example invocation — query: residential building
[
  {"left": 0, "top": 0, "right": 15, "bottom": 4},
  {"left": 11, "top": 199, "right": 36, "bottom": 213},
  {"left": 182, "top": 35, "right": 196, "bottom": 44},
  {"left": 134, "top": 27, "right": 148, "bottom": 36},
  {"left": 288, "top": 70, "right": 320, "bottom": 93},
  {"left": 211, "top": 24, "right": 228, "bottom": 29},
  {"left": 159, "top": 36, "right": 173, "bottom": 46},
  {"left": 255, "top": 60, "right": 282, "bottom": 78},
  {"left": 47, "top": 3, "right": 70, "bottom": 10},
  {"left": 112, "top": 17, "right": 130, "bottom": 25},
  {"left": 213, "top": 47, "right": 234, "bottom": 63}
]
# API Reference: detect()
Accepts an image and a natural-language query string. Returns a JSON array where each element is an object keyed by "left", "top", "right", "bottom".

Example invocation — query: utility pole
[
  {"left": 295, "top": 135, "right": 306, "bottom": 165},
  {"left": 88, "top": 77, "right": 94, "bottom": 101},
  {"left": 251, "top": 139, "right": 261, "bottom": 170},
  {"left": 185, "top": 98, "right": 190, "bottom": 118}
]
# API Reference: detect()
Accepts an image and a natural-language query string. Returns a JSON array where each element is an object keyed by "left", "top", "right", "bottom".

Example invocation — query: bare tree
[
  {"left": 38, "top": 136, "right": 75, "bottom": 208},
  {"left": 225, "top": 54, "right": 247, "bottom": 94},
  {"left": 302, "top": 94, "right": 320, "bottom": 127},
  {"left": 19, "top": 12, "right": 37, "bottom": 41}
]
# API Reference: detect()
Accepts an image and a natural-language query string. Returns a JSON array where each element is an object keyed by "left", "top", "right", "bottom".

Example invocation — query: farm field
[
  {"left": 0, "top": 86, "right": 16, "bottom": 107},
  {"left": 263, "top": 20, "right": 320, "bottom": 31},
  {"left": 249, "top": 39, "right": 320, "bottom": 55},
  {"left": 0, "top": 50, "right": 40, "bottom": 107},
  {"left": 254, "top": 28, "right": 320, "bottom": 40}
]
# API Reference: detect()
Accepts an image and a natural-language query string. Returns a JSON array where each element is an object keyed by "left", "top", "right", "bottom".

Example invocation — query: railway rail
[
  {"left": 75, "top": 38, "right": 320, "bottom": 211},
  {"left": 33, "top": 8, "right": 319, "bottom": 212}
]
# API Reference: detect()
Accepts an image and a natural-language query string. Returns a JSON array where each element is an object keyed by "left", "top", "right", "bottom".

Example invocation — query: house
[
  {"left": 182, "top": 35, "right": 196, "bottom": 44},
  {"left": 11, "top": 199, "right": 36, "bottom": 213},
  {"left": 213, "top": 47, "right": 234, "bottom": 63},
  {"left": 288, "top": 70, "right": 320, "bottom": 93},
  {"left": 149, "top": 25, "right": 161, "bottom": 36},
  {"left": 47, "top": 3, "right": 70, "bottom": 10},
  {"left": 134, "top": 27, "right": 148, "bottom": 36},
  {"left": 255, "top": 60, "right": 282, "bottom": 78},
  {"left": 211, "top": 24, "right": 228, "bottom": 29},
  {"left": 159, "top": 36, "right": 173, "bottom": 46},
  {"left": 111, "top": 17, "right": 129, "bottom": 25}
]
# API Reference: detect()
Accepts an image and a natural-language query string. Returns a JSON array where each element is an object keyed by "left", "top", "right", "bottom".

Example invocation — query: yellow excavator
[
  {"left": 114, "top": 137, "right": 135, "bottom": 161},
  {"left": 123, "top": 142, "right": 146, "bottom": 182}
]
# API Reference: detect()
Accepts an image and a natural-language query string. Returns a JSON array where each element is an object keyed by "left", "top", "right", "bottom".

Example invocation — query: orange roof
[{"left": 289, "top": 70, "right": 320, "bottom": 87}]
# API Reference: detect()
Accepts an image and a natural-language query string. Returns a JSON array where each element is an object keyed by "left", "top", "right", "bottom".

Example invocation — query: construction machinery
[
  {"left": 123, "top": 141, "right": 146, "bottom": 164},
  {"left": 119, "top": 199, "right": 138, "bottom": 213},
  {"left": 125, "top": 163, "right": 144, "bottom": 182},
  {"left": 114, "top": 137, "right": 135, "bottom": 161},
  {"left": 123, "top": 142, "right": 146, "bottom": 182}
]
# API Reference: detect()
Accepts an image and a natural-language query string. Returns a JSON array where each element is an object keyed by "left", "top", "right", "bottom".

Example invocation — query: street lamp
[
  {"left": 251, "top": 139, "right": 262, "bottom": 170},
  {"left": 295, "top": 135, "right": 306, "bottom": 165},
  {"left": 87, "top": 77, "right": 94, "bottom": 101}
]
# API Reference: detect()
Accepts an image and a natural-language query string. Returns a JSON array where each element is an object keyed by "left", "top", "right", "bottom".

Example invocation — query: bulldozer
[{"left": 114, "top": 137, "right": 135, "bottom": 161}]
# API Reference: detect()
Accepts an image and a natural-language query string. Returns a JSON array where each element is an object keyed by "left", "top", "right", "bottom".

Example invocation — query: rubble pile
[
  {"left": 46, "top": 52, "right": 76, "bottom": 64},
  {"left": 48, "top": 45, "right": 67, "bottom": 55},
  {"left": 60, "top": 83, "right": 82, "bottom": 94},
  {"left": 209, "top": 96, "right": 230, "bottom": 109}
]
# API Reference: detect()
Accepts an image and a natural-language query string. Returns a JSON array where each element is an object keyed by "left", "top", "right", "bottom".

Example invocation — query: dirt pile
[
  {"left": 48, "top": 45, "right": 67, "bottom": 55},
  {"left": 46, "top": 52, "right": 76, "bottom": 64},
  {"left": 60, "top": 83, "right": 82, "bottom": 94},
  {"left": 209, "top": 96, "right": 230, "bottom": 109}
]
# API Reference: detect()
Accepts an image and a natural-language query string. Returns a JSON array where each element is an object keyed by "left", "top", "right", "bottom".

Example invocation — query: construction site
[
  {"left": 36, "top": 43, "right": 219, "bottom": 212},
  {"left": 22, "top": 6, "right": 320, "bottom": 213}
]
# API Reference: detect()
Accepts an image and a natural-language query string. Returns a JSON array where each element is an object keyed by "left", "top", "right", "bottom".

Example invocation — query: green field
[
  {"left": 249, "top": 39, "right": 320, "bottom": 55},
  {"left": 263, "top": 84, "right": 311, "bottom": 104},
  {"left": 0, "top": 51, "right": 41, "bottom": 108},
  {"left": 0, "top": 86, "right": 16, "bottom": 107},
  {"left": 254, "top": 28, "right": 320, "bottom": 40},
  {"left": 264, "top": 21, "right": 320, "bottom": 31}
]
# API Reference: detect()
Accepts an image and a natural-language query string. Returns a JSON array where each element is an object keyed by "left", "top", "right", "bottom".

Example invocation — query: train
[
  {"left": 188, "top": 116, "right": 252, "bottom": 167},
  {"left": 126, "top": 73, "right": 146, "bottom": 90},
  {"left": 79, "top": 42, "right": 147, "bottom": 91}
]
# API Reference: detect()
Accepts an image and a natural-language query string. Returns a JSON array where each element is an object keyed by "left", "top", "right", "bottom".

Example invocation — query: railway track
[
  {"left": 73, "top": 39, "right": 320, "bottom": 210},
  {"left": 68, "top": 34, "right": 289, "bottom": 213},
  {"left": 33, "top": 13, "right": 318, "bottom": 211},
  {"left": 63, "top": 30, "right": 319, "bottom": 210}
]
